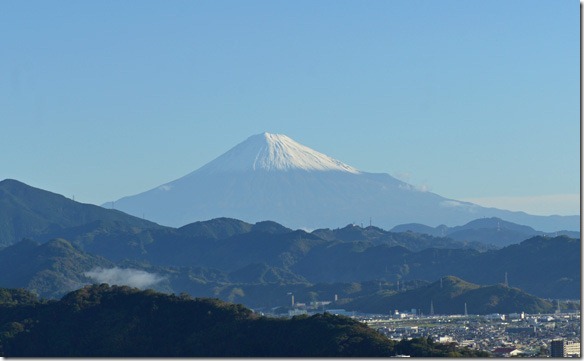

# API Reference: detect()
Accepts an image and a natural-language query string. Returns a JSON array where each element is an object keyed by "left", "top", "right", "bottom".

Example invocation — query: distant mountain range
[
  {"left": 108, "top": 132, "right": 579, "bottom": 232},
  {"left": 391, "top": 217, "right": 579, "bottom": 248},
  {"left": 1, "top": 235, "right": 574, "bottom": 313},
  {"left": 0, "top": 178, "right": 579, "bottom": 310}
]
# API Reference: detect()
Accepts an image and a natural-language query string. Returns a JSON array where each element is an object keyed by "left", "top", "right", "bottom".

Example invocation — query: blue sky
[{"left": 1, "top": 0, "right": 579, "bottom": 216}]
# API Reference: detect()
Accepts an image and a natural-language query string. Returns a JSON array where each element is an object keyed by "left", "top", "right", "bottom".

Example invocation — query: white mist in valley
[{"left": 84, "top": 267, "right": 165, "bottom": 289}]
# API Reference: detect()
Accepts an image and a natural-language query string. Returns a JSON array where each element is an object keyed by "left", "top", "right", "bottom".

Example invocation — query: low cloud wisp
[{"left": 84, "top": 267, "right": 165, "bottom": 289}]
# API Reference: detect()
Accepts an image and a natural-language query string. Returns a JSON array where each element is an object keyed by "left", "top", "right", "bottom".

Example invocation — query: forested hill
[
  {"left": 0, "top": 285, "right": 488, "bottom": 357},
  {"left": 0, "top": 179, "right": 160, "bottom": 248},
  {"left": 338, "top": 276, "right": 556, "bottom": 315}
]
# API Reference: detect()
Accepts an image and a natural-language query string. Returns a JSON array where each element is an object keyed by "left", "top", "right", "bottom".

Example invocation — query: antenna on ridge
[
  {"left": 504, "top": 272, "right": 509, "bottom": 287},
  {"left": 464, "top": 302, "right": 468, "bottom": 316},
  {"left": 440, "top": 277, "right": 443, "bottom": 288},
  {"left": 369, "top": 217, "right": 372, "bottom": 227},
  {"left": 430, "top": 300, "right": 434, "bottom": 316}
]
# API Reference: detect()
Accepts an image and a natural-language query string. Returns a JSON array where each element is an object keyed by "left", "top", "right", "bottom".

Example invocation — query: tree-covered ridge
[
  {"left": 451, "top": 235, "right": 580, "bottom": 299},
  {"left": 0, "top": 234, "right": 578, "bottom": 305},
  {"left": 0, "top": 178, "right": 160, "bottom": 248},
  {"left": 0, "top": 238, "right": 113, "bottom": 298},
  {"left": 0, "top": 178, "right": 578, "bottom": 307},
  {"left": 0, "top": 288, "right": 39, "bottom": 305},
  {"left": 338, "top": 276, "right": 558, "bottom": 315},
  {"left": 390, "top": 217, "right": 579, "bottom": 247},
  {"left": 0, "top": 285, "right": 488, "bottom": 357}
]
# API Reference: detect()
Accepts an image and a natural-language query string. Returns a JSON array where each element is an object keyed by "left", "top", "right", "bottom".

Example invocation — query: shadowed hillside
[
  {"left": 338, "top": 276, "right": 555, "bottom": 315},
  {"left": 0, "top": 285, "right": 489, "bottom": 357},
  {"left": 0, "top": 179, "right": 160, "bottom": 248}
]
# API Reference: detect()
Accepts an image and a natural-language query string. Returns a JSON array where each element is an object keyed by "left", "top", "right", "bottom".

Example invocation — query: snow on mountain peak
[{"left": 198, "top": 132, "right": 360, "bottom": 173}]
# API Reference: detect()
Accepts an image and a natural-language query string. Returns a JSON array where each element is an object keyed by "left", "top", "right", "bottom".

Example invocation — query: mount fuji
[{"left": 110, "top": 133, "right": 579, "bottom": 232}]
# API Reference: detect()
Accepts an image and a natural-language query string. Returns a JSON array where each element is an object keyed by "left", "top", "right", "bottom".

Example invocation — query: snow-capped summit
[
  {"left": 197, "top": 132, "right": 360, "bottom": 174},
  {"left": 110, "top": 133, "right": 579, "bottom": 232}
]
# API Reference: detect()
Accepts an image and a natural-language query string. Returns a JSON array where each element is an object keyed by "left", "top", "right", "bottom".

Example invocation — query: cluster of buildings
[
  {"left": 363, "top": 311, "right": 580, "bottom": 357},
  {"left": 550, "top": 339, "right": 580, "bottom": 358},
  {"left": 262, "top": 296, "right": 580, "bottom": 357}
]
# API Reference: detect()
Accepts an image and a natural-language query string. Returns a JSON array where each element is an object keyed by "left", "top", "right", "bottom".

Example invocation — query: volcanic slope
[{"left": 110, "top": 133, "right": 579, "bottom": 232}]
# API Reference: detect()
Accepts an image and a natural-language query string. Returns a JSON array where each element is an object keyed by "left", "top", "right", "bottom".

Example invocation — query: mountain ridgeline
[
  {"left": 0, "top": 284, "right": 489, "bottom": 357},
  {"left": 338, "top": 276, "right": 556, "bottom": 315},
  {"left": 0, "top": 178, "right": 579, "bottom": 313},
  {"left": 108, "top": 132, "right": 579, "bottom": 232},
  {"left": 391, "top": 218, "right": 579, "bottom": 248},
  {"left": 0, "top": 178, "right": 159, "bottom": 248}
]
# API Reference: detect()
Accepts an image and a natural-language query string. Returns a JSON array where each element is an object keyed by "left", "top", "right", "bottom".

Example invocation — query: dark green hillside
[
  {"left": 292, "top": 235, "right": 579, "bottom": 299},
  {"left": 390, "top": 223, "right": 449, "bottom": 236},
  {"left": 41, "top": 219, "right": 167, "bottom": 262},
  {"left": 447, "top": 228, "right": 529, "bottom": 248},
  {"left": 228, "top": 262, "right": 308, "bottom": 284},
  {"left": 197, "top": 229, "right": 326, "bottom": 271},
  {"left": 339, "top": 276, "right": 555, "bottom": 315},
  {"left": 312, "top": 224, "right": 493, "bottom": 252},
  {"left": 174, "top": 219, "right": 293, "bottom": 251},
  {"left": 172, "top": 278, "right": 431, "bottom": 312},
  {"left": 312, "top": 224, "right": 387, "bottom": 241},
  {"left": 382, "top": 231, "right": 493, "bottom": 252},
  {"left": 452, "top": 217, "right": 539, "bottom": 235},
  {"left": 0, "top": 179, "right": 160, "bottom": 247},
  {"left": 136, "top": 220, "right": 304, "bottom": 268},
  {"left": 0, "top": 288, "right": 40, "bottom": 305},
  {"left": 0, "top": 238, "right": 113, "bottom": 298},
  {"left": 462, "top": 284, "right": 554, "bottom": 314},
  {"left": 0, "top": 284, "right": 388, "bottom": 357},
  {"left": 251, "top": 220, "right": 292, "bottom": 234},
  {"left": 144, "top": 222, "right": 491, "bottom": 272},
  {"left": 453, "top": 236, "right": 580, "bottom": 299},
  {"left": 0, "top": 284, "right": 488, "bottom": 357},
  {"left": 403, "top": 247, "right": 481, "bottom": 280},
  {"left": 177, "top": 217, "right": 253, "bottom": 239},
  {"left": 293, "top": 242, "right": 412, "bottom": 283}
]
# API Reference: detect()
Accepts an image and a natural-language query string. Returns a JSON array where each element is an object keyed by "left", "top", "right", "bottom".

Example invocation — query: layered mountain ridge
[{"left": 0, "top": 179, "right": 579, "bottom": 306}]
